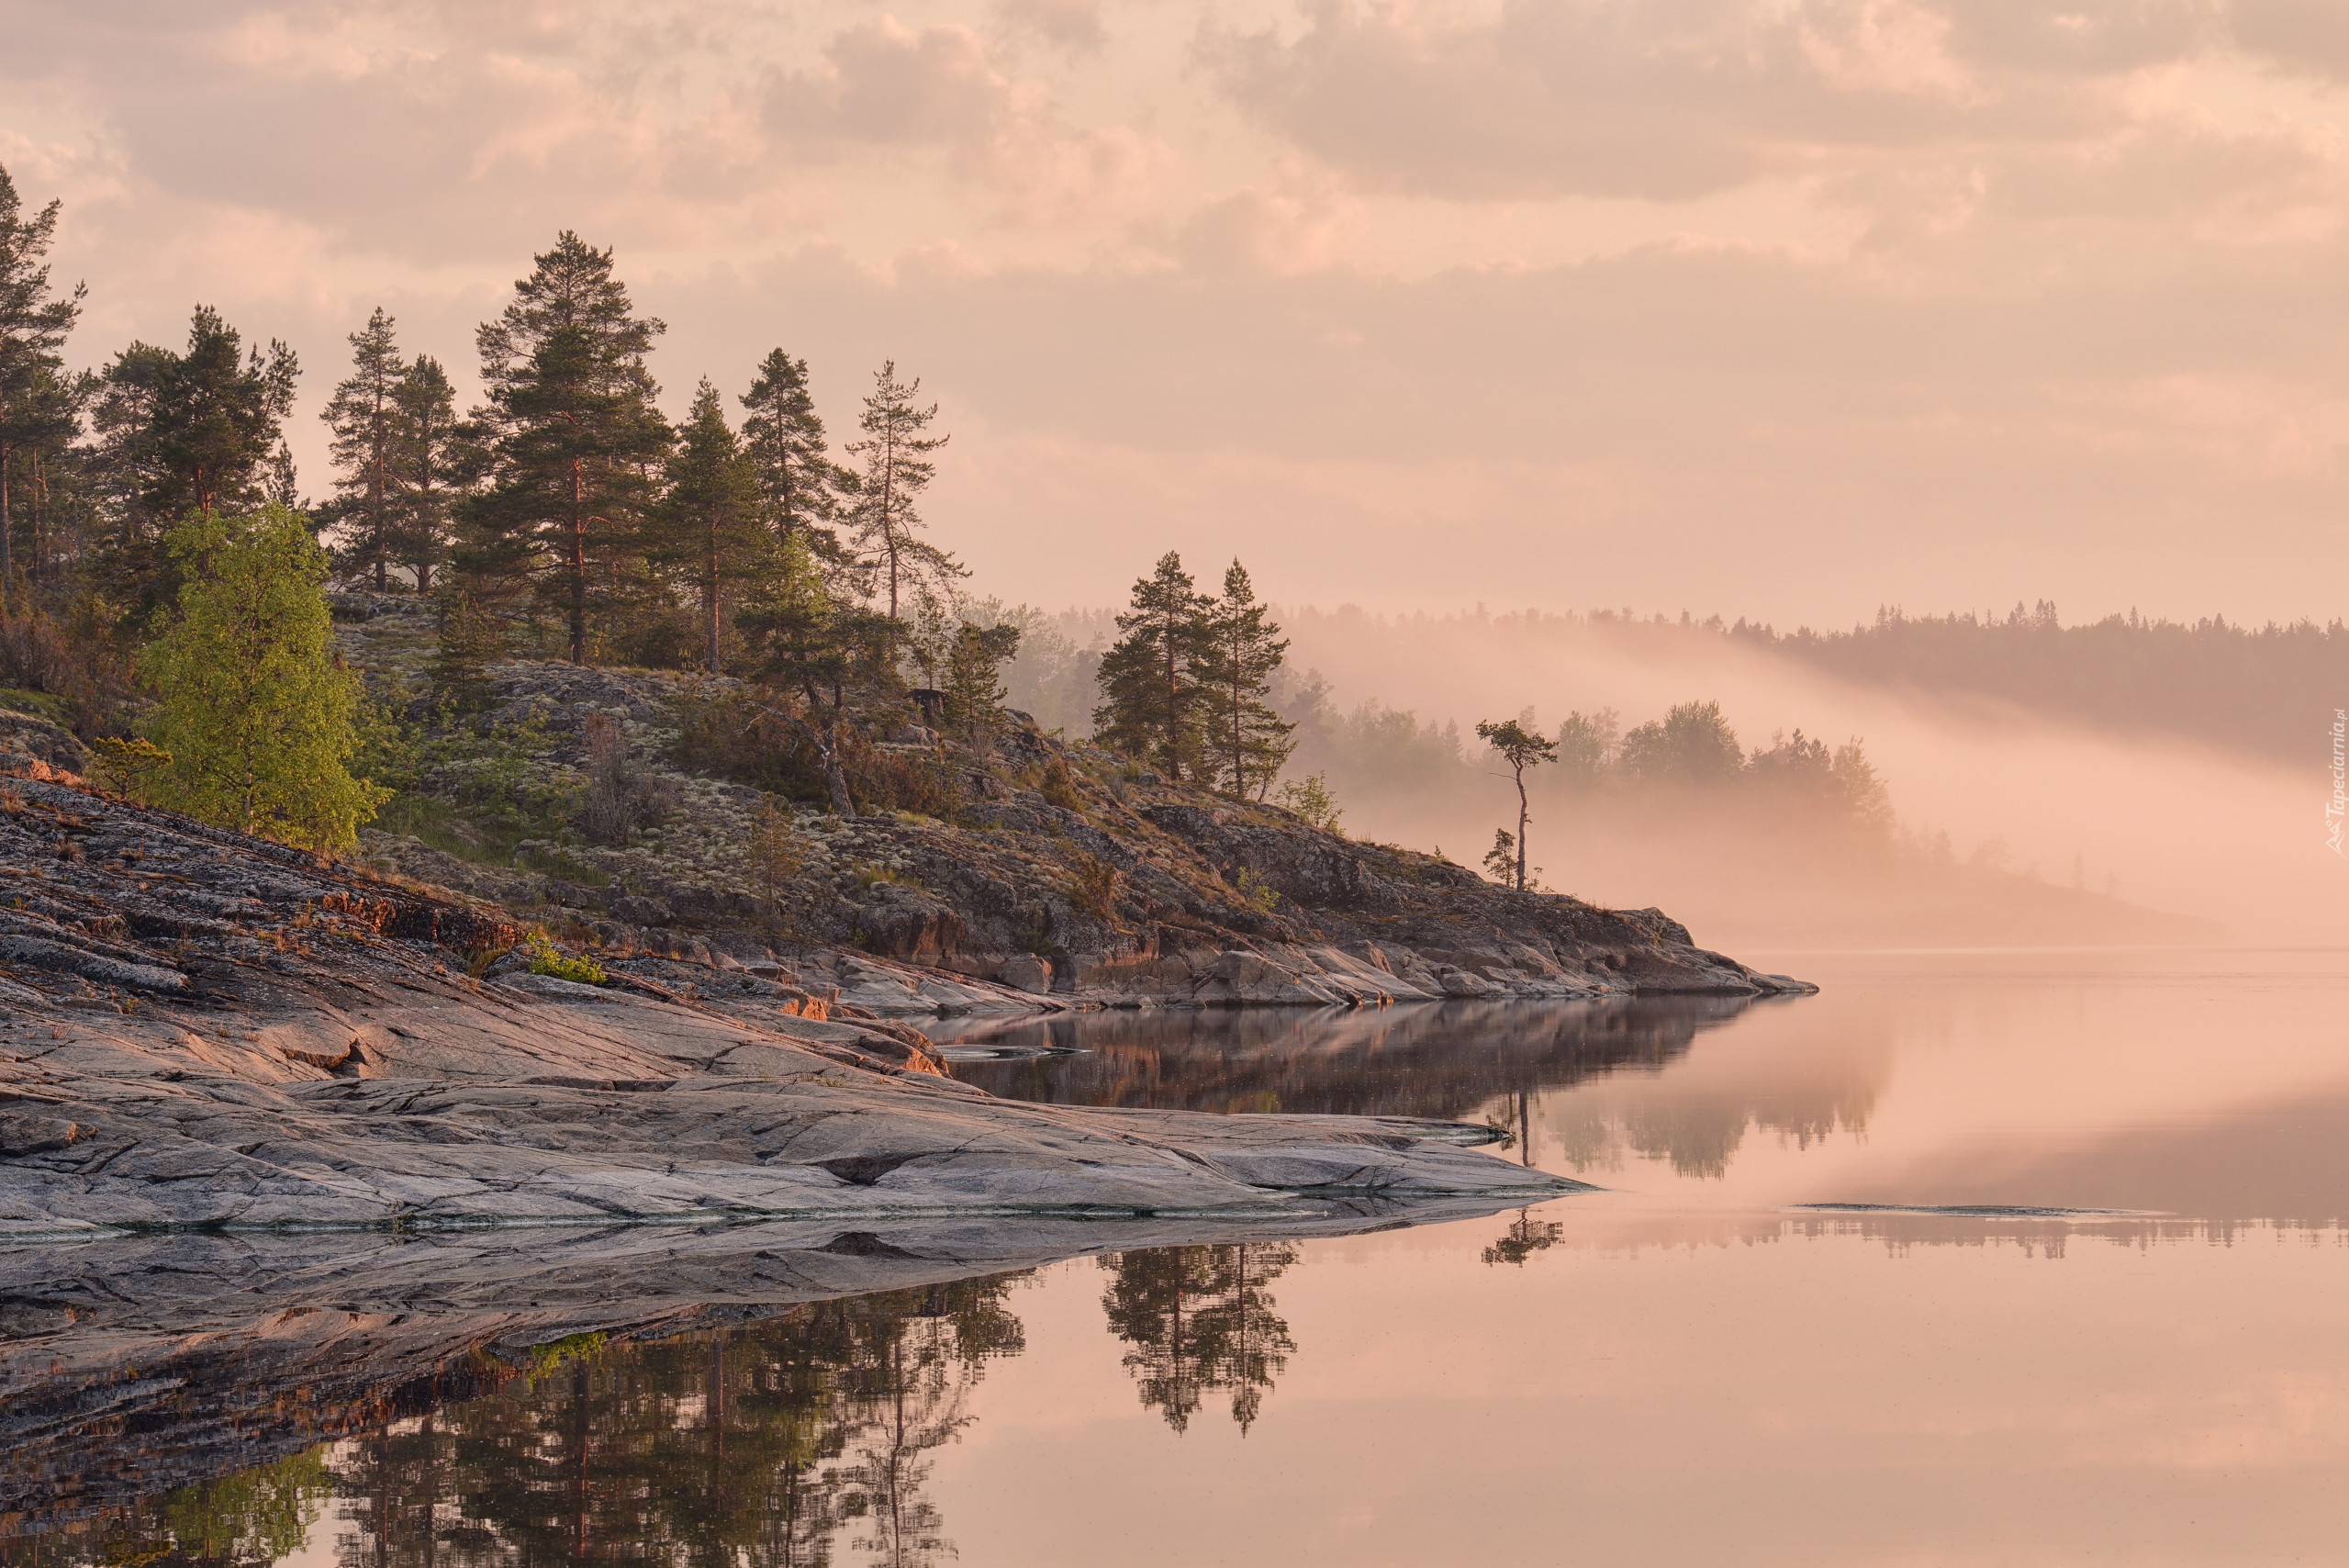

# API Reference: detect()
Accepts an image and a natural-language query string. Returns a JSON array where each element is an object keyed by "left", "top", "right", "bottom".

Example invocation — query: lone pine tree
[
  {"left": 1474, "top": 716, "right": 1556, "bottom": 892},
  {"left": 1197, "top": 559, "right": 1295, "bottom": 800},
  {"left": 464, "top": 231, "right": 669, "bottom": 664},
  {"left": 1094, "top": 550, "right": 1213, "bottom": 782}
]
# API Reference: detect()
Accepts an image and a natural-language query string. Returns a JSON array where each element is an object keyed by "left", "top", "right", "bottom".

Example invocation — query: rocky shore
[
  {"left": 0, "top": 676, "right": 1805, "bottom": 1530},
  {"left": 325, "top": 592, "right": 1813, "bottom": 1014}
]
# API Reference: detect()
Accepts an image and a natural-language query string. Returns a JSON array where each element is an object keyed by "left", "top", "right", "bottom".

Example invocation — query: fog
[{"left": 1262, "top": 608, "right": 2332, "bottom": 949}]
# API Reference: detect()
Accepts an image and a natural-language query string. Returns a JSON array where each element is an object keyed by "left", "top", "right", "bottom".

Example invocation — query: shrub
[
  {"left": 1069, "top": 850, "right": 1120, "bottom": 921},
  {"left": 1273, "top": 771, "right": 1343, "bottom": 834},
  {"left": 522, "top": 931, "right": 608, "bottom": 987}
]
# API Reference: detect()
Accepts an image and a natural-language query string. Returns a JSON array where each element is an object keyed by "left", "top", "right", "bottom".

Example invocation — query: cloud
[
  {"left": 766, "top": 16, "right": 1174, "bottom": 222},
  {"left": 994, "top": 0, "right": 1108, "bottom": 58},
  {"left": 1193, "top": 0, "right": 2265, "bottom": 206}
]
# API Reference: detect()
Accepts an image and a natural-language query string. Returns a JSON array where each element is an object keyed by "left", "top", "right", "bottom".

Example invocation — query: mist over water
[{"left": 1264, "top": 606, "right": 2340, "bottom": 946}]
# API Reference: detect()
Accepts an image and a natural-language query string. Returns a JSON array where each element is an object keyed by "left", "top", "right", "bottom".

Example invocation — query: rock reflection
[
  {"left": 1099, "top": 1245, "right": 1300, "bottom": 1435},
  {"left": 942, "top": 997, "right": 1771, "bottom": 1121}
]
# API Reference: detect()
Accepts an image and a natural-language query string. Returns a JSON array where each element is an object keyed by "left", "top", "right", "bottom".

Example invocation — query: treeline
[
  {"left": 1743, "top": 601, "right": 2344, "bottom": 764},
  {"left": 1346, "top": 599, "right": 2346, "bottom": 766},
  {"left": 0, "top": 162, "right": 1005, "bottom": 732}
]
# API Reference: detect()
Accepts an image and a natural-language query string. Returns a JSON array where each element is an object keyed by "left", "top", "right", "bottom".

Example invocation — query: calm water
[{"left": 16, "top": 949, "right": 2349, "bottom": 1566}]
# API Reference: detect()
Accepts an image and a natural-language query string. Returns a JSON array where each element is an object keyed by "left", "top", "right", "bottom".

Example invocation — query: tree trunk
[
  {"left": 705, "top": 514, "right": 721, "bottom": 673},
  {"left": 567, "top": 459, "right": 587, "bottom": 664},
  {"left": 822, "top": 709, "right": 855, "bottom": 817},
  {"left": 0, "top": 431, "right": 13, "bottom": 610},
  {"left": 1515, "top": 768, "right": 1530, "bottom": 891}
]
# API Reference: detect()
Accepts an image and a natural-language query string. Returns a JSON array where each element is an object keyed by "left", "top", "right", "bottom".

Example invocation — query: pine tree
[
  {"left": 845, "top": 361, "right": 961, "bottom": 625},
  {"left": 140, "top": 502, "right": 388, "bottom": 851},
  {"left": 464, "top": 231, "right": 670, "bottom": 664},
  {"left": 388, "top": 353, "right": 469, "bottom": 591},
  {"left": 319, "top": 307, "right": 406, "bottom": 590},
  {"left": 91, "top": 308, "right": 296, "bottom": 532},
  {"left": 0, "top": 163, "right": 84, "bottom": 601},
  {"left": 653, "top": 379, "right": 764, "bottom": 674},
  {"left": 2, "top": 361, "right": 83, "bottom": 590},
  {"left": 87, "top": 308, "right": 297, "bottom": 617},
  {"left": 740, "top": 347, "right": 848, "bottom": 566},
  {"left": 1093, "top": 550, "right": 1212, "bottom": 781},
  {"left": 1473, "top": 717, "right": 1557, "bottom": 891},
  {"left": 1197, "top": 559, "right": 1295, "bottom": 799},
  {"left": 943, "top": 620, "right": 1021, "bottom": 750}
]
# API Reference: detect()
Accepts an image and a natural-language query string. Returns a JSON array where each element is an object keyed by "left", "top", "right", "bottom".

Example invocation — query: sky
[{"left": 7, "top": 0, "right": 2349, "bottom": 628}]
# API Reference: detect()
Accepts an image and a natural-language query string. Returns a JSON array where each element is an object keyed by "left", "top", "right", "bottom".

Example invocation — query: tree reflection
[
  {"left": 1100, "top": 1244, "right": 1299, "bottom": 1435},
  {"left": 96, "top": 1273, "right": 1039, "bottom": 1568},
  {"left": 1482, "top": 1210, "right": 1563, "bottom": 1267}
]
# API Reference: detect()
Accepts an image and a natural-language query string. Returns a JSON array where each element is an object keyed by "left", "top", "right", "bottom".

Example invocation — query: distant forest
[{"left": 1730, "top": 601, "right": 2339, "bottom": 765}]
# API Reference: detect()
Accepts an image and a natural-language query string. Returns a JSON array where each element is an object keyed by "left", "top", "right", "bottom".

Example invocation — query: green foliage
[
  {"left": 139, "top": 503, "right": 389, "bottom": 851},
  {"left": 523, "top": 931, "right": 608, "bottom": 986},
  {"left": 460, "top": 230, "right": 672, "bottom": 666},
  {"left": 1036, "top": 753, "right": 1085, "bottom": 812},
  {"left": 0, "top": 684, "right": 68, "bottom": 722},
  {"left": 89, "top": 307, "right": 297, "bottom": 572},
  {"left": 845, "top": 359, "right": 961, "bottom": 622},
  {"left": 0, "top": 162, "right": 84, "bottom": 594},
  {"left": 521, "top": 1327, "right": 608, "bottom": 1377},
  {"left": 319, "top": 307, "right": 407, "bottom": 590},
  {"left": 1481, "top": 828, "right": 1516, "bottom": 882},
  {"left": 741, "top": 345, "right": 850, "bottom": 564},
  {"left": 158, "top": 1446, "right": 330, "bottom": 1564},
  {"left": 1475, "top": 717, "right": 1557, "bottom": 892},
  {"left": 1272, "top": 770, "right": 1342, "bottom": 834},
  {"left": 1228, "top": 864, "right": 1279, "bottom": 913},
  {"left": 87, "top": 734, "right": 171, "bottom": 795},
  {"left": 375, "top": 700, "right": 585, "bottom": 865},
  {"left": 943, "top": 619, "right": 1020, "bottom": 745},
  {"left": 1198, "top": 559, "right": 1295, "bottom": 799},
  {"left": 1554, "top": 706, "right": 1618, "bottom": 788},
  {"left": 652, "top": 377, "right": 766, "bottom": 673},
  {"left": 1069, "top": 850, "right": 1121, "bottom": 920},
  {"left": 1093, "top": 550, "right": 1212, "bottom": 781},
  {"left": 1618, "top": 700, "right": 1741, "bottom": 784}
]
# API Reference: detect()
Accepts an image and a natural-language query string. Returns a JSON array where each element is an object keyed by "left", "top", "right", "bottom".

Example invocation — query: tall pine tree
[
  {"left": 389, "top": 353, "right": 470, "bottom": 592},
  {"left": 464, "top": 232, "right": 669, "bottom": 664},
  {"left": 0, "top": 163, "right": 84, "bottom": 600},
  {"left": 319, "top": 307, "right": 405, "bottom": 590},
  {"left": 1197, "top": 559, "right": 1295, "bottom": 799},
  {"left": 1093, "top": 551, "right": 1212, "bottom": 782},
  {"left": 740, "top": 347, "right": 847, "bottom": 568},
  {"left": 845, "top": 360, "right": 960, "bottom": 625},
  {"left": 90, "top": 308, "right": 296, "bottom": 532},
  {"left": 653, "top": 379, "right": 764, "bottom": 674}
]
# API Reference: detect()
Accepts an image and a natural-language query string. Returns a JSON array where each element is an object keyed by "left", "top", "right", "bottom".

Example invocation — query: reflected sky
[{"left": 13, "top": 950, "right": 2349, "bottom": 1566}]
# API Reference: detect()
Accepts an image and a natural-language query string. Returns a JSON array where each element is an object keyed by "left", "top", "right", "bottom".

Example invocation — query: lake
[{"left": 11, "top": 949, "right": 2348, "bottom": 1566}]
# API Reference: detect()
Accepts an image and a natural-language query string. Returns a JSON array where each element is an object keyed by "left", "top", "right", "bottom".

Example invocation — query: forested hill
[{"left": 1727, "top": 602, "right": 2344, "bottom": 765}]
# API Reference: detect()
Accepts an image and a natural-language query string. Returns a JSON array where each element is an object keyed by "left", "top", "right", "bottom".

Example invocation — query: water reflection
[
  {"left": 946, "top": 995, "right": 1894, "bottom": 1191},
  {"left": 1100, "top": 1245, "right": 1298, "bottom": 1434},
  {"left": 20, "top": 1278, "right": 1028, "bottom": 1568},
  {"left": 939, "top": 996, "right": 1783, "bottom": 1121},
  {"left": 18, "top": 955, "right": 2349, "bottom": 1568}
]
